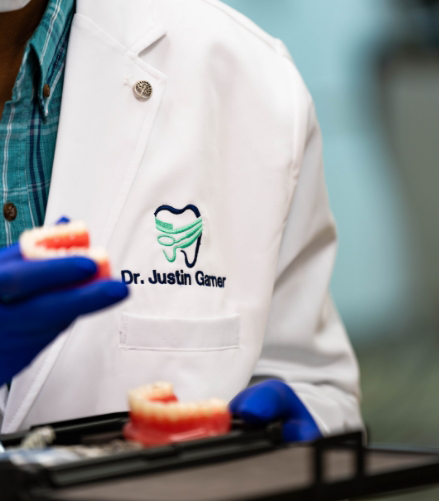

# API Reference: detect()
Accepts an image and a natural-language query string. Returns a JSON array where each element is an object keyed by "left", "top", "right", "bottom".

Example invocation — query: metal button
[
  {"left": 3, "top": 203, "right": 17, "bottom": 222},
  {"left": 43, "top": 84, "right": 51, "bottom": 98},
  {"left": 133, "top": 80, "right": 153, "bottom": 100}
]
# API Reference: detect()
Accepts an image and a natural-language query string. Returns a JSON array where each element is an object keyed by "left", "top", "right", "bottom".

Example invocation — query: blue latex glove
[
  {"left": 0, "top": 242, "right": 129, "bottom": 386},
  {"left": 230, "top": 380, "right": 322, "bottom": 442}
]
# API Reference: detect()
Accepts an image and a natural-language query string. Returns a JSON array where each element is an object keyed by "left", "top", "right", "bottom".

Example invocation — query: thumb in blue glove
[{"left": 229, "top": 380, "right": 322, "bottom": 442}]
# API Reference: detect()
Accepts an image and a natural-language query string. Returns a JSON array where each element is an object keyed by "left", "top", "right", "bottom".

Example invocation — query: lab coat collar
[
  {"left": 2, "top": 0, "right": 167, "bottom": 433},
  {"left": 77, "top": 0, "right": 167, "bottom": 55}
]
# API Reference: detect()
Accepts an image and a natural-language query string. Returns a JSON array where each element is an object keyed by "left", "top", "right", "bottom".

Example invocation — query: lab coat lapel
[
  {"left": 45, "top": 6, "right": 167, "bottom": 245},
  {"left": 2, "top": 1, "right": 167, "bottom": 433}
]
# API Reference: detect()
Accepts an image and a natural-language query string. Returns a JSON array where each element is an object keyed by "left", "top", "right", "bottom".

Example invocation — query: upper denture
[{"left": 19, "top": 220, "right": 111, "bottom": 278}]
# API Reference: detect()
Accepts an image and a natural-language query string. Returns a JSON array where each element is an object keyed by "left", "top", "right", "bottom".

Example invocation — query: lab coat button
[
  {"left": 3, "top": 203, "right": 17, "bottom": 222},
  {"left": 134, "top": 80, "right": 153, "bottom": 100},
  {"left": 43, "top": 84, "right": 50, "bottom": 98}
]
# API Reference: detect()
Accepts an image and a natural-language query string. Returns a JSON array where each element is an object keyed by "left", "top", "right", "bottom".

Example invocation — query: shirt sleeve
[{"left": 253, "top": 98, "right": 363, "bottom": 435}]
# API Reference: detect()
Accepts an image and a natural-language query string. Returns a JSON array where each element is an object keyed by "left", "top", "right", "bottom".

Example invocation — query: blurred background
[{"left": 222, "top": 1, "right": 439, "bottom": 499}]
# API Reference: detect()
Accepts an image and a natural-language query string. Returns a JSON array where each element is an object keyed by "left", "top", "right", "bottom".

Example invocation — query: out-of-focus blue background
[
  {"left": 223, "top": 0, "right": 418, "bottom": 340},
  {"left": 222, "top": 2, "right": 439, "bottom": 499}
]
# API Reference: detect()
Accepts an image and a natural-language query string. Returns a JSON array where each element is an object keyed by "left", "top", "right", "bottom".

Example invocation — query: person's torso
[{"left": 2, "top": 0, "right": 311, "bottom": 432}]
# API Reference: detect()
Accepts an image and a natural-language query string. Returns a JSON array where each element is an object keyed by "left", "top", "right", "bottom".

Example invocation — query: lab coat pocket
[{"left": 119, "top": 313, "right": 240, "bottom": 351}]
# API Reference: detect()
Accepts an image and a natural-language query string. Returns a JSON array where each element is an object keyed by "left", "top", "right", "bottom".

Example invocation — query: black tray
[{"left": 2, "top": 413, "right": 439, "bottom": 501}]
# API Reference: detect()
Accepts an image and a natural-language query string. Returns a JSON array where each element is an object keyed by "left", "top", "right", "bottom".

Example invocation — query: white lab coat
[{"left": 0, "top": 0, "right": 362, "bottom": 434}]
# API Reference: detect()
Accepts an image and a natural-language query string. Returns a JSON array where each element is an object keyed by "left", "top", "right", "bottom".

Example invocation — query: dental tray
[
  {"left": 0, "top": 412, "right": 285, "bottom": 500},
  {"left": 2, "top": 414, "right": 439, "bottom": 501}
]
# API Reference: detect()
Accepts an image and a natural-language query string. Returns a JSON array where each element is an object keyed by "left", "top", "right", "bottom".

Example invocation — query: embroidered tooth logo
[{"left": 154, "top": 205, "right": 203, "bottom": 268}]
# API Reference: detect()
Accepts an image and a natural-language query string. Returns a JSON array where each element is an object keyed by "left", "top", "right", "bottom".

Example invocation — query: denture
[
  {"left": 123, "top": 382, "right": 232, "bottom": 446},
  {"left": 19, "top": 220, "right": 111, "bottom": 278}
]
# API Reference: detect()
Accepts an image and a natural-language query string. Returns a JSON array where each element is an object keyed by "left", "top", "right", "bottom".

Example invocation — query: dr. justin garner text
[{"left": 121, "top": 270, "right": 227, "bottom": 288}]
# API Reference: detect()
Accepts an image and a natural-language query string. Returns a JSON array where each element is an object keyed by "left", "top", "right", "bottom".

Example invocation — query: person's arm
[{"left": 251, "top": 99, "right": 362, "bottom": 435}]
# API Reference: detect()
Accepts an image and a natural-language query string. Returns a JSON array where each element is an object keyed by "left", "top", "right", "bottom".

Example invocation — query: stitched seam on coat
[
  {"left": 118, "top": 345, "right": 240, "bottom": 353},
  {"left": 198, "top": 0, "right": 291, "bottom": 60}
]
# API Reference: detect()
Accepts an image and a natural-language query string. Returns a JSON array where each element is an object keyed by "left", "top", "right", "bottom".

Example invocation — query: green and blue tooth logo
[
  {"left": 154, "top": 205, "right": 203, "bottom": 268},
  {"left": 123, "top": 204, "right": 225, "bottom": 287}
]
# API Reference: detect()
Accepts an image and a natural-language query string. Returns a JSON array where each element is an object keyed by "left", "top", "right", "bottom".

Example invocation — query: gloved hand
[
  {"left": 230, "top": 380, "right": 322, "bottom": 442},
  {"left": 0, "top": 242, "right": 129, "bottom": 386}
]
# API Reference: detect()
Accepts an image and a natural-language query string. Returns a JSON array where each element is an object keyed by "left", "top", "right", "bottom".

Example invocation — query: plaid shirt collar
[{"left": 27, "top": 0, "right": 75, "bottom": 117}]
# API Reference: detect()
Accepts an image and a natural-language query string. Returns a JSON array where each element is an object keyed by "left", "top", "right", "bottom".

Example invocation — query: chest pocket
[{"left": 119, "top": 313, "right": 240, "bottom": 352}]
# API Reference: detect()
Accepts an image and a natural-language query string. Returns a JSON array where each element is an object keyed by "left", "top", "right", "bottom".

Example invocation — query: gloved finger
[
  {"left": 40, "top": 280, "right": 129, "bottom": 327},
  {"left": 248, "top": 380, "right": 320, "bottom": 423},
  {"left": 282, "top": 418, "right": 322, "bottom": 443},
  {"left": 0, "top": 256, "right": 98, "bottom": 300},
  {"left": 0, "top": 318, "right": 74, "bottom": 349},
  {"left": 0, "top": 348, "right": 46, "bottom": 387},
  {"left": 0, "top": 243, "right": 21, "bottom": 264},
  {"left": 230, "top": 382, "right": 288, "bottom": 423},
  {"left": 0, "top": 323, "right": 72, "bottom": 385},
  {"left": 0, "top": 280, "right": 129, "bottom": 334},
  {"left": 56, "top": 216, "right": 70, "bottom": 224},
  {"left": 229, "top": 385, "right": 259, "bottom": 414}
]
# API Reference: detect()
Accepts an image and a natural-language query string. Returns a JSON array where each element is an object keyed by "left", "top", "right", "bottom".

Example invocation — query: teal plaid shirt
[{"left": 0, "top": 0, "right": 74, "bottom": 248}]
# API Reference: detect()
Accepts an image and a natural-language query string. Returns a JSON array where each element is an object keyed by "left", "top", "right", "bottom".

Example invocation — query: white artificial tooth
[
  {"left": 128, "top": 395, "right": 135, "bottom": 409},
  {"left": 70, "top": 220, "right": 87, "bottom": 233},
  {"left": 163, "top": 383, "right": 174, "bottom": 396},
  {"left": 154, "top": 403, "right": 167, "bottom": 420},
  {"left": 128, "top": 389, "right": 138, "bottom": 400},
  {"left": 129, "top": 389, "right": 141, "bottom": 400},
  {"left": 143, "top": 381, "right": 174, "bottom": 400},
  {"left": 178, "top": 404, "right": 188, "bottom": 419},
  {"left": 128, "top": 389, "right": 142, "bottom": 405},
  {"left": 128, "top": 395, "right": 142, "bottom": 414},
  {"left": 130, "top": 386, "right": 149, "bottom": 400},
  {"left": 34, "top": 228, "right": 44, "bottom": 239},
  {"left": 176, "top": 404, "right": 186, "bottom": 419},
  {"left": 30, "top": 247, "right": 40, "bottom": 258},
  {"left": 209, "top": 398, "right": 228, "bottom": 412},
  {"left": 167, "top": 404, "right": 179, "bottom": 422},
  {"left": 186, "top": 403, "right": 198, "bottom": 417},
  {"left": 87, "top": 247, "right": 108, "bottom": 263},
  {"left": 193, "top": 403, "right": 203, "bottom": 417},
  {"left": 153, "top": 386, "right": 164, "bottom": 398},
  {"left": 182, "top": 404, "right": 196, "bottom": 419},
  {"left": 155, "top": 382, "right": 173, "bottom": 392},
  {"left": 199, "top": 402, "right": 214, "bottom": 417},
  {"left": 19, "top": 238, "right": 29, "bottom": 253},
  {"left": 141, "top": 401, "right": 153, "bottom": 417},
  {"left": 157, "top": 388, "right": 168, "bottom": 399}
]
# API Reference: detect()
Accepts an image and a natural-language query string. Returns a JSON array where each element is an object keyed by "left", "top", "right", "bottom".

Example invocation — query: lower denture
[{"left": 123, "top": 383, "right": 231, "bottom": 446}]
